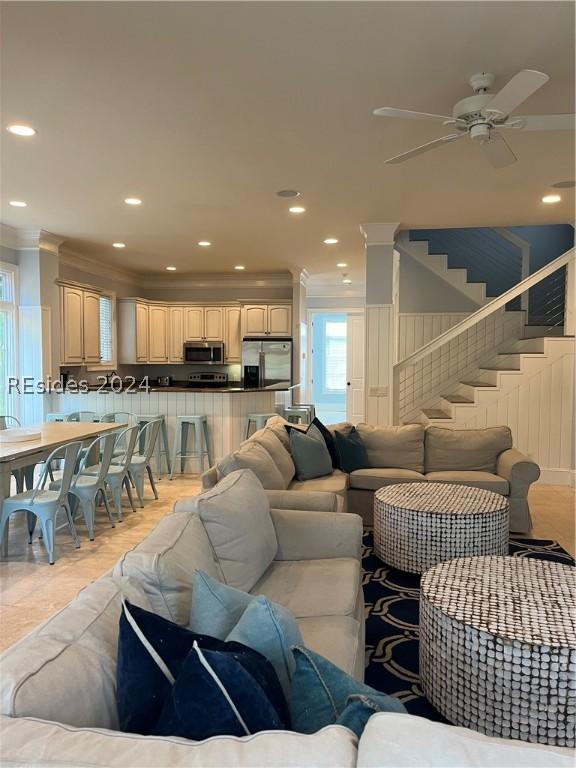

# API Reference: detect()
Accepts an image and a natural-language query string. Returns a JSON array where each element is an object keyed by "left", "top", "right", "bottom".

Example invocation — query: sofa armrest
[
  {"left": 266, "top": 489, "right": 343, "bottom": 513},
  {"left": 496, "top": 448, "right": 540, "bottom": 496},
  {"left": 201, "top": 466, "right": 218, "bottom": 490},
  {"left": 270, "top": 508, "right": 363, "bottom": 561},
  {"left": 172, "top": 495, "right": 198, "bottom": 515}
]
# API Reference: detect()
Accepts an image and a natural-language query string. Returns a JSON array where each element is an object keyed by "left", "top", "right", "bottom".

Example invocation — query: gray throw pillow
[{"left": 289, "top": 424, "right": 333, "bottom": 481}]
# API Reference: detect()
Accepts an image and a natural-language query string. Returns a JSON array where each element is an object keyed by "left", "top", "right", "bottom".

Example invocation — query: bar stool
[
  {"left": 169, "top": 416, "right": 211, "bottom": 478},
  {"left": 136, "top": 414, "right": 171, "bottom": 478},
  {"left": 283, "top": 404, "right": 316, "bottom": 425},
  {"left": 245, "top": 412, "right": 278, "bottom": 439}
]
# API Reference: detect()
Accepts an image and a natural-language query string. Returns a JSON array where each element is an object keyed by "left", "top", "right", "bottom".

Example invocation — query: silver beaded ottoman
[
  {"left": 420, "top": 556, "right": 576, "bottom": 746},
  {"left": 373, "top": 482, "right": 509, "bottom": 574}
]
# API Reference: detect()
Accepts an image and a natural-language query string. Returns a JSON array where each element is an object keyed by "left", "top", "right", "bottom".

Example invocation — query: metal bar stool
[
  {"left": 245, "top": 412, "right": 278, "bottom": 439},
  {"left": 169, "top": 415, "right": 211, "bottom": 478},
  {"left": 136, "top": 414, "right": 171, "bottom": 478},
  {"left": 282, "top": 404, "right": 316, "bottom": 425}
]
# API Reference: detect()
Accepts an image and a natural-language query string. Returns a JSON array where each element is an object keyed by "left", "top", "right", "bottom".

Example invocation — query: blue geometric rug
[{"left": 362, "top": 530, "right": 574, "bottom": 721}]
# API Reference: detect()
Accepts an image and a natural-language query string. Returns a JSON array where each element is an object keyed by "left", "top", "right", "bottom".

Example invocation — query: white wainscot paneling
[{"left": 398, "top": 313, "right": 469, "bottom": 360}]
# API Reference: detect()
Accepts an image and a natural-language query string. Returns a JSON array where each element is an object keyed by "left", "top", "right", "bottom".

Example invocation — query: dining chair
[
  {"left": 100, "top": 412, "right": 138, "bottom": 458},
  {"left": 66, "top": 411, "right": 99, "bottom": 423},
  {"left": 0, "top": 415, "right": 36, "bottom": 492},
  {"left": 49, "top": 433, "right": 117, "bottom": 540},
  {"left": 0, "top": 441, "right": 83, "bottom": 564},
  {"left": 115, "top": 418, "right": 162, "bottom": 507},
  {"left": 85, "top": 425, "right": 139, "bottom": 522}
]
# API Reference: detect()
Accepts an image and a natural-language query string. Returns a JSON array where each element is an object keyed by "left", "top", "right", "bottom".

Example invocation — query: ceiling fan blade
[
  {"left": 384, "top": 134, "right": 463, "bottom": 165},
  {"left": 485, "top": 70, "right": 549, "bottom": 117},
  {"left": 373, "top": 107, "right": 454, "bottom": 122},
  {"left": 480, "top": 133, "right": 517, "bottom": 168},
  {"left": 503, "top": 114, "right": 575, "bottom": 131}
]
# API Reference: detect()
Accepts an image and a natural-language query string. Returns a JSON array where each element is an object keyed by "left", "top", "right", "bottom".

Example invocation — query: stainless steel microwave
[{"left": 183, "top": 341, "right": 224, "bottom": 365}]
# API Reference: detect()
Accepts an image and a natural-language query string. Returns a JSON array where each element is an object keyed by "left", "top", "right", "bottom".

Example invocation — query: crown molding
[
  {"left": 59, "top": 248, "right": 140, "bottom": 286},
  {"left": 360, "top": 222, "right": 400, "bottom": 246},
  {"left": 306, "top": 273, "right": 366, "bottom": 299},
  {"left": 0, "top": 224, "right": 64, "bottom": 254},
  {"left": 136, "top": 271, "right": 293, "bottom": 290}
]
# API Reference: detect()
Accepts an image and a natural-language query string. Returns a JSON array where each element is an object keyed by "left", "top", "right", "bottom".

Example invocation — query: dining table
[{"left": 0, "top": 421, "right": 126, "bottom": 556}]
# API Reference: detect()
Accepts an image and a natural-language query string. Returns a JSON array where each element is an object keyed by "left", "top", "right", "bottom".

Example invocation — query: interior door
[{"left": 346, "top": 313, "right": 365, "bottom": 424}]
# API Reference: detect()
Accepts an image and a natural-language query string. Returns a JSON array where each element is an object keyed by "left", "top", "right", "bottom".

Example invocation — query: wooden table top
[{"left": 0, "top": 422, "right": 125, "bottom": 464}]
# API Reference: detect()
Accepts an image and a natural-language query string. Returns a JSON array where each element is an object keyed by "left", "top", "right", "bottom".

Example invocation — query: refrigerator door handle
[{"left": 259, "top": 350, "right": 265, "bottom": 387}]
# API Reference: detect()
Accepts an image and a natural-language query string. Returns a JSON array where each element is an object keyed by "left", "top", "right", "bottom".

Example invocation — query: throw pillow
[
  {"left": 190, "top": 570, "right": 303, "bottom": 698},
  {"left": 194, "top": 469, "right": 278, "bottom": 592},
  {"left": 218, "top": 441, "right": 285, "bottom": 490},
  {"left": 289, "top": 646, "right": 406, "bottom": 737},
  {"left": 334, "top": 426, "right": 368, "bottom": 473},
  {"left": 117, "top": 600, "right": 288, "bottom": 737},
  {"left": 285, "top": 417, "right": 340, "bottom": 469},
  {"left": 289, "top": 424, "right": 333, "bottom": 480}
]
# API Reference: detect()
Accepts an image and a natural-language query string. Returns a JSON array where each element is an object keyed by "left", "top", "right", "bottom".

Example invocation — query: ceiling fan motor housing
[{"left": 452, "top": 93, "right": 498, "bottom": 126}]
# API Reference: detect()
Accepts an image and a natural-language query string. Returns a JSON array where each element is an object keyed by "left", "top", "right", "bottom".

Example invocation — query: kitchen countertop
[{"left": 83, "top": 385, "right": 290, "bottom": 393}]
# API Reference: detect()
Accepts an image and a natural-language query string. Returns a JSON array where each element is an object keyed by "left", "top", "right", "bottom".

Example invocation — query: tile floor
[{"left": 0, "top": 477, "right": 573, "bottom": 653}]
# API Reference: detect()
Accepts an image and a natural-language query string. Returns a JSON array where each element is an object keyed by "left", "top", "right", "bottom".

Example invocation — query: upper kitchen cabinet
[
  {"left": 119, "top": 299, "right": 150, "bottom": 363},
  {"left": 60, "top": 284, "right": 102, "bottom": 365},
  {"left": 184, "top": 306, "right": 223, "bottom": 341},
  {"left": 224, "top": 306, "right": 242, "bottom": 362},
  {"left": 148, "top": 305, "right": 169, "bottom": 362},
  {"left": 169, "top": 306, "right": 184, "bottom": 362},
  {"left": 184, "top": 307, "right": 203, "bottom": 341},
  {"left": 242, "top": 304, "right": 292, "bottom": 338}
]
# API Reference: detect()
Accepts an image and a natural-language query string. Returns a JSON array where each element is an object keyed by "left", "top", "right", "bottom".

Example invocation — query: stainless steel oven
[{"left": 183, "top": 341, "right": 224, "bottom": 365}]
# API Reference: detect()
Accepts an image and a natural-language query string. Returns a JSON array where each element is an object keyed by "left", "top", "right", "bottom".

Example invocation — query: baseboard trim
[{"left": 537, "top": 469, "right": 576, "bottom": 487}]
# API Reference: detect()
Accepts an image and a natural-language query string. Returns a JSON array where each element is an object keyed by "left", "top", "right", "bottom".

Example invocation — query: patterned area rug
[{"left": 362, "top": 530, "right": 574, "bottom": 721}]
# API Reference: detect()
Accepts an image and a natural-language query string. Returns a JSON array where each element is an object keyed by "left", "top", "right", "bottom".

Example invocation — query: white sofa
[{"left": 0, "top": 472, "right": 569, "bottom": 767}]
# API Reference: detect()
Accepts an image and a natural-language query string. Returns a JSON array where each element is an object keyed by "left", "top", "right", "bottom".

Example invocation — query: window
[
  {"left": 0, "top": 263, "right": 18, "bottom": 417},
  {"left": 87, "top": 291, "right": 116, "bottom": 370},
  {"left": 324, "top": 321, "right": 347, "bottom": 392}
]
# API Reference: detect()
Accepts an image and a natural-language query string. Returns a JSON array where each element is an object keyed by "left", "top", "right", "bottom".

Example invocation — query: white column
[
  {"left": 291, "top": 269, "right": 308, "bottom": 405},
  {"left": 360, "top": 223, "right": 400, "bottom": 425}
]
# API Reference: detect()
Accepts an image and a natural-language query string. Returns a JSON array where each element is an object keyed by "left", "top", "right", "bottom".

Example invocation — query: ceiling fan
[{"left": 373, "top": 70, "right": 575, "bottom": 168}]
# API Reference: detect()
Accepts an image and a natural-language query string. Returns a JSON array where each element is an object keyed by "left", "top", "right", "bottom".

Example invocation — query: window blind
[{"left": 99, "top": 295, "right": 113, "bottom": 364}]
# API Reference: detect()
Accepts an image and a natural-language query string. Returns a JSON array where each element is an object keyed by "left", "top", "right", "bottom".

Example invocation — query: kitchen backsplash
[{"left": 59, "top": 363, "right": 242, "bottom": 385}]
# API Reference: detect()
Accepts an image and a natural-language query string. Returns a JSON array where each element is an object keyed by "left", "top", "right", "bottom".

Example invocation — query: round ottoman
[
  {"left": 420, "top": 556, "right": 576, "bottom": 746},
  {"left": 373, "top": 482, "right": 509, "bottom": 574}
]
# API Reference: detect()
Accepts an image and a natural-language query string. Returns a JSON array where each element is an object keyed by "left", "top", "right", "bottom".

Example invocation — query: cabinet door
[
  {"left": 242, "top": 305, "right": 268, "bottom": 337},
  {"left": 169, "top": 307, "right": 184, "bottom": 362},
  {"left": 224, "top": 307, "right": 242, "bottom": 362},
  {"left": 61, "top": 286, "right": 84, "bottom": 364},
  {"left": 268, "top": 305, "right": 292, "bottom": 337},
  {"left": 135, "top": 303, "right": 149, "bottom": 362},
  {"left": 184, "top": 307, "right": 204, "bottom": 340},
  {"left": 203, "top": 307, "right": 223, "bottom": 341},
  {"left": 82, "top": 291, "right": 102, "bottom": 363},
  {"left": 148, "top": 305, "right": 168, "bottom": 362}
]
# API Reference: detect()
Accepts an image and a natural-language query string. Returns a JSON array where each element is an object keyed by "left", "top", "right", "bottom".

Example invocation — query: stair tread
[
  {"left": 441, "top": 394, "right": 474, "bottom": 404},
  {"left": 480, "top": 367, "right": 521, "bottom": 372},
  {"left": 498, "top": 351, "right": 544, "bottom": 355},
  {"left": 519, "top": 335, "right": 574, "bottom": 340},
  {"left": 423, "top": 409, "right": 451, "bottom": 419},
  {"left": 461, "top": 380, "right": 498, "bottom": 388}
]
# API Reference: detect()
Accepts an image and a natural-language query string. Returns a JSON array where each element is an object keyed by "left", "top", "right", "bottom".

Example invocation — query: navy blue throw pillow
[
  {"left": 117, "top": 601, "right": 288, "bottom": 736},
  {"left": 285, "top": 417, "right": 340, "bottom": 469},
  {"left": 334, "top": 426, "right": 368, "bottom": 473}
]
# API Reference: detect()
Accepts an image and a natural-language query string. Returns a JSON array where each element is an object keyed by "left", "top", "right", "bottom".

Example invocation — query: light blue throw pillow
[
  {"left": 189, "top": 571, "right": 303, "bottom": 697},
  {"left": 289, "top": 423, "right": 333, "bottom": 480},
  {"left": 289, "top": 646, "right": 406, "bottom": 737}
]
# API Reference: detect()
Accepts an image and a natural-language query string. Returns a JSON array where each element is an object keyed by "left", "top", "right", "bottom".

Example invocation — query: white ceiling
[{"left": 1, "top": 1, "right": 574, "bottom": 283}]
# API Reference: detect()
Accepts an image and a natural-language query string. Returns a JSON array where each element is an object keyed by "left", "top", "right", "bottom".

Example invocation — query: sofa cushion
[
  {"left": 297, "top": 615, "right": 361, "bottom": 678},
  {"left": 349, "top": 468, "right": 427, "bottom": 491},
  {"left": 290, "top": 424, "right": 333, "bottom": 480},
  {"left": 0, "top": 714, "right": 360, "bottom": 768},
  {"left": 289, "top": 469, "right": 348, "bottom": 496},
  {"left": 0, "top": 576, "right": 150, "bottom": 730},
  {"left": 425, "top": 425, "right": 513, "bottom": 473},
  {"left": 248, "top": 427, "right": 295, "bottom": 488},
  {"left": 218, "top": 441, "right": 285, "bottom": 490},
  {"left": 114, "top": 512, "right": 220, "bottom": 626},
  {"left": 265, "top": 414, "right": 300, "bottom": 451},
  {"left": 356, "top": 424, "right": 425, "bottom": 472},
  {"left": 357, "top": 712, "right": 573, "bottom": 767},
  {"left": 251, "top": 558, "right": 361, "bottom": 620},
  {"left": 195, "top": 469, "right": 278, "bottom": 592},
  {"left": 425, "top": 471, "right": 510, "bottom": 495}
]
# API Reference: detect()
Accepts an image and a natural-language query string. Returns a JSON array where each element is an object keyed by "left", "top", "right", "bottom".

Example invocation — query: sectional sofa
[
  {"left": 201, "top": 418, "right": 540, "bottom": 532},
  {"left": 0, "top": 468, "right": 568, "bottom": 767}
]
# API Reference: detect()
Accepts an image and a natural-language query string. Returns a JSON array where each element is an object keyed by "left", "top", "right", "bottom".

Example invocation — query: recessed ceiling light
[
  {"left": 552, "top": 181, "right": 575, "bottom": 189},
  {"left": 337, "top": 262, "right": 348, "bottom": 268},
  {"left": 124, "top": 197, "right": 142, "bottom": 205},
  {"left": 541, "top": 194, "right": 561, "bottom": 204},
  {"left": 166, "top": 266, "right": 177, "bottom": 271},
  {"left": 342, "top": 278, "right": 352, "bottom": 285},
  {"left": 9, "top": 200, "right": 27, "bottom": 207},
  {"left": 112, "top": 242, "right": 126, "bottom": 249},
  {"left": 289, "top": 206, "right": 306, "bottom": 214},
  {"left": 234, "top": 265, "right": 245, "bottom": 271},
  {"left": 198, "top": 241, "right": 211, "bottom": 247},
  {"left": 276, "top": 189, "right": 301, "bottom": 198},
  {"left": 7, "top": 124, "right": 36, "bottom": 137},
  {"left": 323, "top": 238, "right": 339, "bottom": 245}
]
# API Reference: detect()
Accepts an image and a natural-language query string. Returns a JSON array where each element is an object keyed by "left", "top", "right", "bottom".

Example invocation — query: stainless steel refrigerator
[{"left": 242, "top": 338, "right": 293, "bottom": 389}]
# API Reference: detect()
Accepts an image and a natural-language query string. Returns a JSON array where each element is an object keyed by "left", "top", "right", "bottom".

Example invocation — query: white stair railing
[{"left": 392, "top": 248, "right": 575, "bottom": 424}]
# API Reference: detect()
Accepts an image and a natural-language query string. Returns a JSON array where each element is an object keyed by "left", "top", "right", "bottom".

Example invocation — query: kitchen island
[{"left": 44, "top": 387, "right": 289, "bottom": 468}]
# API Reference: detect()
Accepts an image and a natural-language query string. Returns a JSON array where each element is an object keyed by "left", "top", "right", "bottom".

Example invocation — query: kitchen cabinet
[
  {"left": 148, "top": 305, "right": 169, "bottom": 362},
  {"left": 184, "top": 307, "right": 204, "bottom": 341},
  {"left": 224, "top": 306, "right": 242, "bottom": 362},
  {"left": 185, "top": 306, "right": 223, "bottom": 341},
  {"left": 60, "top": 284, "right": 102, "bottom": 365},
  {"left": 242, "top": 304, "right": 292, "bottom": 338},
  {"left": 169, "top": 307, "right": 184, "bottom": 362},
  {"left": 135, "top": 303, "right": 149, "bottom": 362}
]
